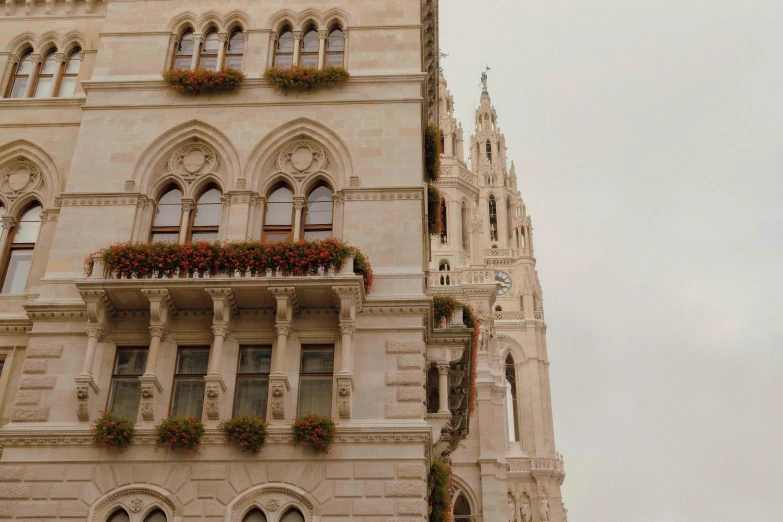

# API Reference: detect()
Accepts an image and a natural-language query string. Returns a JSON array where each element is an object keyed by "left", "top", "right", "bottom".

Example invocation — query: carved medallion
[
  {"left": 169, "top": 143, "right": 217, "bottom": 180},
  {"left": 291, "top": 146, "right": 314, "bottom": 171},
  {"left": 129, "top": 499, "right": 143, "bottom": 513},
  {"left": 263, "top": 498, "right": 281, "bottom": 512},
  {"left": 182, "top": 148, "right": 206, "bottom": 174},
  {"left": 8, "top": 165, "right": 31, "bottom": 191},
  {"left": 277, "top": 140, "right": 326, "bottom": 178},
  {"left": 0, "top": 161, "right": 41, "bottom": 197}
]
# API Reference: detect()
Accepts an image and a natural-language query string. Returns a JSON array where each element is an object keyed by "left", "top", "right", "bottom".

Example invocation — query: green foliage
[
  {"left": 162, "top": 67, "right": 245, "bottom": 95},
  {"left": 425, "top": 124, "right": 442, "bottom": 183},
  {"left": 428, "top": 185, "right": 442, "bottom": 236},
  {"left": 432, "top": 297, "right": 479, "bottom": 416},
  {"left": 430, "top": 458, "right": 453, "bottom": 522},
  {"left": 156, "top": 414, "right": 205, "bottom": 453},
  {"left": 92, "top": 410, "right": 135, "bottom": 453},
  {"left": 263, "top": 65, "right": 350, "bottom": 94},
  {"left": 219, "top": 415, "right": 268, "bottom": 454},
  {"left": 292, "top": 413, "right": 336, "bottom": 454}
]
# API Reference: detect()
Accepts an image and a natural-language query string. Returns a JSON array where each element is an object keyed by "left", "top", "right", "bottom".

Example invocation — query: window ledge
[{"left": 0, "top": 97, "right": 86, "bottom": 109}]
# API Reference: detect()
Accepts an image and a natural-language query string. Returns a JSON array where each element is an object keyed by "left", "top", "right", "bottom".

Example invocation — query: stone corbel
[
  {"left": 65, "top": 0, "right": 73, "bottom": 14},
  {"left": 45, "top": 0, "right": 53, "bottom": 14},
  {"left": 85, "top": 0, "right": 94, "bottom": 13},
  {"left": 25, "top": 0, "right": 32, "bottom": 15},
  {"left": 5, "top": 0, "right": 14, "bottom": 16},
  {"left": 204, "top": 374, "right": 227, "bottom": 421},
  {"left": 138, "top": 374, "right": 163, "bottom": 422},
  {"left": 269, "top": 373, "right": 290, "bottom": 420},
  {"left": 75, "top": 375, "right": 99, "bottom": 421},
  {"left": 336, "top": 374, "right": 354, "bottom": 419}
]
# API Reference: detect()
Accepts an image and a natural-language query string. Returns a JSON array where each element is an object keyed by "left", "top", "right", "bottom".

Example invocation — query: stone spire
[
  {"left": 470, "top": 79, "right": 508, "bottom": 187},
  {"left": 439, "top": 76, "right": 464, "bottom": 161}
]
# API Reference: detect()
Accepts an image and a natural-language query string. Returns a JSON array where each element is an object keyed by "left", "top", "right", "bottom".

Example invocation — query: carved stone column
[
  {"left": 333, "top": 285, "right": 359, "bottom": 419},
  {"left": 51, "top": 52, "right": 66, "bottom": 92},
  {"left": 76, "top": 290, "right": 114, "bottom": 421},
  {"left": 292, "top": 31, "right": 303, "bottom": 65},
  {"left": 216, "top": 33, "right": 228, "bottom": 70},
  {"left": 0, "top": 216, "right": 15, "bottom": 273},
  {"left": 178, "top": 199, "right": 194, "bottom": 244},
  {"left": 317, "top": 30, "right": 327, "bottom": 69},
  {"left": 292, "top": 197, "right": 304, "bottom": 241},
  {"left": 23, "top": 53, "right": 40, "bottom": 98},
  {"left": 437, "top": 364, "right": 450, "bottom": 414},
  {"left": 190, "top": 34, "right": 203, "bottom": 71},
  {"left": 138, "top": 289, "right": 175, "bottom": 424},
  {"left": 203, "top": 288, "right": 235, "bottom": 424},
  {"left": 268, "top": 287, "right": 297, "bottom": 422}
]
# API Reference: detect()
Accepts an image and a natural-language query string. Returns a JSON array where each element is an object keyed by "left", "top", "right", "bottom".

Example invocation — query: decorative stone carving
[
  {"left": 508, "top": 497, "right": 517, "bottom": 522},
  {"left": 337, "top": 376, "right": 352, "bottom": 419},
  {"left": 141, "top": 384, "right": 154, "bottom": 399},
  {"left": 277, "top": 140, "right": 327, "bottom": 178},
  {"left": 520, "top": 501, "right": 532, "bottom": 522},
  {"left": 263, "top": 498, "right": 281, "bottom": 512},
  {"left": 141, "top": 401, "right": 154, "bottom": 420},
  {"left": 76, "top": 384, "right": 89, "bottom": 400},
  {"left": 0, "top": 161, "right": 42, "bottom": 198},
  {"left": 539, "top": 497, "right": 550, "bottom": 522},
  {"left": 168, "top": 143, "right": 218, "bottom": 180},
  {"left": 270, "top": 379, "right": 286, "bottom": 419},
  {"left": 76, "top": 401, "right": 89, "bottom": 421},
  {"left": 206, "top": 401, "right": 219, "bottom": 420},
  {"left": 129, "top": 499, "right": 143, "bottom": 513}
]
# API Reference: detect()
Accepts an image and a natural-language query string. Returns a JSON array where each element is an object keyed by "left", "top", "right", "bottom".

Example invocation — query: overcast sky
[{"left": 441, "top": 2, "right": 783, "bottom": 520}]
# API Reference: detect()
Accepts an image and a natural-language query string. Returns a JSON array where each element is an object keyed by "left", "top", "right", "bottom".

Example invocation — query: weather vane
[
  {"left": 480, "top": 65, "right": 491, "bottom": 93},
  {"left": 439, "top": 51, "right": 449, "bottom": 75}
]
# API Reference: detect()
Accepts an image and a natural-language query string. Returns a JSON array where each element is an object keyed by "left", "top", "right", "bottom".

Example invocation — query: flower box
[
  {"left": 263, "top": 65, "right": 350, "bottom": 94},
  {"left": 163, "top": 67, "right": 245, "bottom": 95},
  {"left": 219, "top": 415, "right": 268, "bottom": 454},
  {"left": 292, "top": 413, "right": 335, "bottom": 454},
  {"left": 92, "top": 410, "right": 135, "bottom": 453},
  {"left": 156, "top": 414, "right": 205, "bottom": 453}
]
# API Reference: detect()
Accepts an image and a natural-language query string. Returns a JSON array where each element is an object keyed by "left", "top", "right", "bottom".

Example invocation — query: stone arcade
[{"left": 0, "top": 1, "right": 565, "bottom": 521}]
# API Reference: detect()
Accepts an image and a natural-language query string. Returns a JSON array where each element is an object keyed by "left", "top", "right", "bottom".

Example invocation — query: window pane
[
  {"left": 304, "top": 230, "right": 331, "bottom": 240},
  {"left": 39, "top": 53, "right": 58, "bottom": 74},
  {"left": 13, "top": 205, "right": 42, "bottom": 243},
  {"left": 64, "top": 50, "right": 81, "bottom": 74},
  {"left": 239, "top": 346, "right": 272, "bottom": 374},
  {"left": 33, "top": 77, "right": 54, "bottom": 98},
  {"left": 202, "top": 32, "right": 220, "bottom": 53},
  {"left": 305, "top": 191, "right": 333, "bottom": 224},
  {"left": 8, "top": 78, "right": 28, "bottom": 98},
  {"left": 58, "top": 77, "right": 77, "bottom": 97},
  {"left": 176, "top": 348, "right": 210, "bottom": 374},
  {"left": 151, "top": 232, "right": 179, "bottom": 243},
  {"left": 325, "top": 54, "right": 343, "bottom": 67},
  {"left": 277, "top": 30, "right": 293, "bottom": 52},
  {"left": 264, "top": 232, "right": 288, "bottom": 242},
  {"left": 16, "top": 52, "right": 34, "bottom": 75},
  {"left": 300, "top": 54, "right": 318, "bottom": 66},
  {"left": 153, "top": 189, "right": 182, "bottom": 227},
  {"left": 171, "top": 380, "right": 205, "bottom": 419},
  {"left": 298, "top": 376, "right": 332, "bottom": 417},
  {"left": 190, "top": 231, "right": 218, "bottom": 242},
  {"left": 200, "top": 57, "right": 218, "bottom": 71},
  {"left": 115, "top": 348, "right": 148, "bottom": 375},
  {"left": 302, "top": 30, "right": 319, "bottom": 52},
  {"left": 243, "top": 509, "right": 267, "bottom": 522},
  {"left": 224, "top": 55, "right": 243, "bottom": 68},
  {"left": 328, "top": 29, "right": 344, "bottom": 51},
  {"left": 144, "top": 509, "right": 168, "bottom": 522},
  {"left": 302, "top": 347, "right": 334, "bottom": 374},
  {"left": 281, "top": 509, "right": 305, "bottom": 522},
  {"left": 274, "top": 55, "right": 293, "bottom": 67},
  {"left": 1, "top": 250, "right": 32, "bottom": 294},
  {"left": 228, "top": 31, "right": 244, "bottom": 54},
  {"left": 174, "top": 56, "right": 192, "bottom": 69},
  {"left": 109, "top": 380, "right": 141, "bottom": 420},
  {"left": 234, "top": 377, "right": 268, "bottom": 417},
  {"left": 193, "top": 188, "right": 222, "bottom": 226},
  {"left": 107, "top": 510, "right": 131, "bottom": 522},
  {"left": 265, "top": 186, "right": 293, "bottom": 225},
  {"left": 178, "top": 32, "right": 194, "bottom": 55}
]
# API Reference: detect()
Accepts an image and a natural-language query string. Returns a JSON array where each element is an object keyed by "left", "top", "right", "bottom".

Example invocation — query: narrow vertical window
[
  {"left": 33, "top": 51, "right": 58, "bottom": 98},
  {"left": 200, "top": 31, "right": 220, "bottom": 71},
  {"left": 461, "top": 202, "right": 470, "bottom": 250},
  {"left": 300, "top": 27, "right": 319, "bottom": 66},
  {"left": 263, "top": 185, "right": 293, "bottom": 241},
  {"left": 58, "top": 48, "right": 81, "bottom": 97},
  {"left": 190, "top": 186, "right": 221, "bottom": 241},
  {"left": 234, "top": 345, "right": 272, "bottom": 418},
  {"left": 107, "top": 509, "right": 131, "bottom": 522},
  {"left": 426, "top": 365, "right": 439, "bottom": 413},
  {"left": 5, "top": 49, "right": 33, "bottom": 98},
  {"left": 107, "top": 347, "right": 147, "bottom": 420},
  {"left": 298, "top": 345, "right": 333, "bottom": 417},
  {"left": 505, "top": 354, "right": 520, "bottom": 442},
  {"left": 144, "top": 509, "right": 168, "bottom": 522},
  {"left": 170, "top": 346, "right": 210, "bottom": 419},
  {"left": 274, "top": 28, "right": 294, "bottom": 67},
  {"left": 439, "top": 198, "right": 448, "bottom": 244},
  {"left": 453, "top": 493, "right": 472, "bottom": 522},
  {"left": 2, "top": 203, "right": 42, "bottom": 294},
  {"left": 303, "top": 185, "right": 333, "bottom": 239},
  {"left": 507, "top": 199, "right": 514, "bottom": 242},
  {"left": 242, "top": 509, "right": 267, "bottom": 522},
  {"left": 488, "top": 196, "right": 498, "bottom": 241},
  {"left": 326, "top": 27, "right": 345, "bottom": 66},
  {"left": 224, "top": 29, "right": 244, "bottom": 69},
  {"left": 173, "top": 30, "right": 195, "bottom": 69},
  {"left": 150, "top": 187, "right": 183, "bottom": 242},
  {"left": 486, "top": 141, "right": 492, "bottom": 166}
]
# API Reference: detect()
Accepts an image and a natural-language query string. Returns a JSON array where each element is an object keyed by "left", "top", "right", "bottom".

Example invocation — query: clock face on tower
[{"left": 495, "top": 271, "right": 512, "bottom": 296}]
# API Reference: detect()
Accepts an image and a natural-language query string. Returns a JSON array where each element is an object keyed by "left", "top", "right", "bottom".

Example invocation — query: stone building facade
[{"left": 0, "top": 0, "right": 564, "bottom": 521}]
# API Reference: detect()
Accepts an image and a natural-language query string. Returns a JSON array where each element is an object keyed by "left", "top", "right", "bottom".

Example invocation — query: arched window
[
  {"left": 59, "top": 48, "right": 82, "bottom": 97},
  {"left": 486, "top": 141, "right": 492, "bottom": 167},
  {"left": 274, "top": 27, "right": 294, "bottom": 67},
  {"left": 150, "top": 187, "right": 183, "bottom": 242},
  {"left": 488, "top": 196, "right": 498, "bottom": 241},
  {"left": 304, "top": 185, "right": 333, "bottom": 239},
  {"left": 6, "top": 49, "right": 34, "bottom": 98},
  {"left": 426, "top": 365, "right": 439, "bottom": 413},
  {"left": 2, "top": 203, "right": 42, "bottom": 294},
  {"left": 190, "top": 186, "right": 222, "bottom": 241},
  {"left": 33, "top": 50, "right": 58, "bottom": 98},
  {"left": 461, "top": 202, "right": 470, "bottom": 251},
  {"left": 225, "top": 29, "right": 245, "bottom": 69},
  {"left": 106, "top": 509, "right": 130, "bottom": 522},
  {"left": 173, "top": 30, "right": 195, "bottom": 69},
  {"left": 199, "top": 31, "right": 220, "bottom": 71},
  {"left": 495, "top": 305, "right": 502, "bottom": 312},
  {"left": 144, "top": 509, "right": 167, "bottom": 522},
  {"left": 438, "top": 261, "right": 450, "bottom": 285},
  {"left": 263, "top": 185, "right": 293, "bottom": 241},
  {"left": 439, "top": 198, "right": 448, "bottom": 244},
  {"left": 280, "top": 508, "right": 305, "bottom": 522},
  {"left": 505, "top": 354, "right": 520, "bottom": 442},
  {"left": 453, "top": 492, "right": 472, "bottom": 522},
  {"left": 326, "top": 26, "right": 345, "bottom": 66},
  {"left": 300, "top": 27, "right": 319, "bottom": 66},
  {"left": 507, "top": 199, "right": 513, "bottom": 242},
  {"left": 242, "top": 508, "right": 267, "bottom": 522}
]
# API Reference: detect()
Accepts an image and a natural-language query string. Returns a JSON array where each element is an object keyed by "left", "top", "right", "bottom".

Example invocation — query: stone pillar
[
  {"left": 23, "top": 54, "right": 39, "bottom": 98},
  {"left": 333, "top": 285, "right": 358, "bottom": 419},
  {"left": 437, "top": 364, "right": 450, "bottom": 414},
  {"left": 138, "top": 289, "right": 174, "bottom": 425},
  {"left": 190, "top": 34, "right": 202, "bottom": 70},
  {"left": 52, "top": 52, "right": 65, "bottom": 96},
  {"left": 164, "top": 34, "right": 178, "bottom": 72},
  {"left": 292, "top": 197, "right": 304, "bottom": 241},
  {"left": 178, "top": 199, "right": 194, "bottom": 244},
  {"left": 317, "top": 30, "right": 327, "bottom": 68},
  {"left": 203, "top": 288, "right": 234, "bottom": 425},
  {"left": 292, "top": 31, "right": 302, "bottom": 65},
  {"left": 0, "top": 216, "right": 15, "bottom": 271},
  {"left": 76, "top": 290, "right": 114, "bottom": 422},
  {"left": 268, "top": 287, "right": 297, "bottom": 423},
  {"left": 217, "top": 33, "right": 228, "bottom": 69}
]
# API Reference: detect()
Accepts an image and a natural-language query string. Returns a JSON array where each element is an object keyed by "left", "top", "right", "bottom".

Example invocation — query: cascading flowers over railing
[
  {"left": 163, "top": 67, "right": 245, "bottom": 95},
  {"left": 429, "top": 458, "right": 453, "bottom": 522},
  {"left": 219, "top": 415, "right": 268, "bottom": 454},
  {"left": 92, "top": 410, "right": 135, "bottom": 453},
  {"left": 263, "top": 65, "right": 350, "bottom": 94},
  {"left": 425, "top": 124, "right": 443, "bottom": 236},
  {"left": 433, "top": 296, "right": 479, "bottom": 416},
  {"left": 292, "top": 413, "right": 336, "bottom": 454},
  {"left": 85, "top": 238, "right": 373, "bottom": 293}
]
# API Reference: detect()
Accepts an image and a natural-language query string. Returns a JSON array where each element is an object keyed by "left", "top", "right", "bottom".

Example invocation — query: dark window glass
[
  {"left": 234, "top": 346, "right": 272, "bottom": 417},
  {"left": 171, "top": 347, "right": 210, "bottom": 419},
  {"left": 298, "top": 345, "right": 333, "bottom": 417},
  {"left": 108, "top": 348, "right": 148, "bottom": 420}
]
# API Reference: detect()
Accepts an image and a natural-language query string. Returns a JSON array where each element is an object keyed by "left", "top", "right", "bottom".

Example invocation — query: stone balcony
[{"left": 507, "top": 454, "right": 566, "bottom": 484}]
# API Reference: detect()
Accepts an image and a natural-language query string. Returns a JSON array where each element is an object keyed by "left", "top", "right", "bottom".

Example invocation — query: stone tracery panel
[{"left": 228, "top": 484, "right": 319, "bottom": 522}]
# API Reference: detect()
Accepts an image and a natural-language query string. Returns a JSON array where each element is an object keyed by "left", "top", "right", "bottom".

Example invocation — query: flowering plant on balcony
[
  {"left": 428, "top": 185, "right": 442, "bottom": 236},
  {"left": 263, "top": 65, "right": 350, "bottom": 94},
  {"left": 433, "top": 296, "right": 479, "bottom": 416},
  {"left": 85, "top": 238, "right": 373, "bottom": 293},
  {"left": 163, "top": 67, "right": 245, "bottom": 95},
  {"left": 430, "top": 458, "right": 453, "bottom": 522},
  {"left": 219, "top": 414, "right": 268, "bottom": 454},
  {"left": 156, "top": 414, "right": 205, "bottom": 453},
  {"left": 92, "top": 410, "right": 135, "bottom": 453},
  {"left": 292, "top": 413, "right": 336, "bottom": 454}
]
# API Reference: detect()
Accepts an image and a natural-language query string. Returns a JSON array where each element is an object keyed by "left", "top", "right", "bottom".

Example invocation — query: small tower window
[
  {"left": 461, "top": 201, "right": 470, "bottom": 250},
  {"left": 486, "top": 141, "right": 492, "bottom": 166},
  {"left": 439, "top": 198, "right": 447, "bottom": 244},
  {"left": 505, "top": 354, "right": 520, "bottom": 442},
  {"left": 488, "top": 196, "right": 498, "bottom": 242}
]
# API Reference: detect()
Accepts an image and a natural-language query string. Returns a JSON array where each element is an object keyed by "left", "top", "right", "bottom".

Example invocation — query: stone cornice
[
  {"left": 343, "top": 187, "right": 423, "bottom": 201},
  {"left": 57, "top": 193, "right": 143, "bottom": 206},
  {"left": 0, "top": 97, "right": 85, "bottom": 109}
]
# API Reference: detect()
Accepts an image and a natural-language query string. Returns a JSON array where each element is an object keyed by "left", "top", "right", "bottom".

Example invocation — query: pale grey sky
[{"left": 441, "top": 2, "right": 783, "bottom": 520}]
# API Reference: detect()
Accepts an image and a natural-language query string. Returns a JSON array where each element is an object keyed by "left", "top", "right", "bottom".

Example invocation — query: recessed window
[
  {"left": 488, "top": 196, "right": 498, "bottom": 242},
  {"left": 274, "top": 28, "right": 294, "bottom": 67},
  {"left": 151, "top": 187, "right": 183, "bottom": 242},
  {"left": 107, "top": 347, "right": 147, "bottom": 420},
  {"left": 190, "top": 186, "right": 221, "bottom": 241},
  {"left": 426, "top": 365, "right": 439, "bottom": 414},
  {"left": 280, "top": 508, "right": 305, "bottom": 522},
  {"left": 300, "top": 27, "right": 319, "bottom": 67},
  {"left": 144, "top": 509, "right": 168, "bottom": 522},
  {"left": 33, "top": 51, "right": 58, "bottom": 98},
  {"left": 6, "top": 49, "right": 33, "bottom": 98},
  {"left": 2, "top": 203, "right": 42, "bottom": 294},
  {"left": 505, "top": 354, "right": 520, "bottom": 442},
  {"left": 107, "top": 509, "right": 130, "bottom": 522},
  {"left": 303, "top": 185, "right": 333, "bottom": 240},
  {"left": 234, "top": 345, "right": 272, "bottom": 418},
  {"left": 225, "top": 29, "right": 245, "bottom": 69},
  {"left": 59, "top": 48, "right": 82, "bottom": 97},
  {"left": 171, "top": 347, "right": 210, "bottom": 419},
  {"left": 242, "top": 509, "right": 267, "bottom": 522},
  {"left": 174, "top": 30, "right": 195, "bottom": 69},
  {"left": 200, "top": 31, "right": 220, "bottom": 71},
  {"left": 326, "top": 27, "right": 345, "bottom": 67},
  {"left": 263, "top": 185, "right": 294, "bottom": 241},
  {"left": 298, "top": 345, "right": 333, "bottom": 417}
]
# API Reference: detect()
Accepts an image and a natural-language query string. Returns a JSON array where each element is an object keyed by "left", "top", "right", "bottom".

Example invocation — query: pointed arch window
[
  {"left": 263, "top": 185, "right": 294, "bottom": 241},
  {"left": 2, "top": 203, "right": 42, "bottom": 294},
  {"left": 33, "top": 51, "right": 58, "bottom": 98},
  {"left": 190, "top": 186, "right": 222, "bottom": 241},
  {"left": 505, "top": 354, "right": 520, "bottom": 443},
  {"left": 5, "top": 49, "right": 33, "bottom": 98},
  {"left": 453, "top": 492, "right": 472, "bottom": 522},
  {"left": 58, "top": 48, "right": 82, "bottom": 97},
  {"left": 426, "top": 365, "right": 439, "bottom": 413},
  {"left": 439, "top": 198, "right": 448, "bottom": 244},
  {"left": 106, "top": 509, "right": 130, "bottom": 522},
  {"left": 225, "top": 29, "right": 245, "bottom": 69},
  {"left": 486, "top": 141, "right": 492, "bottom": 166},
  {"left": 274, "top": 27, "right": 294, "bottom": 67},
  {"left": 144, "top": 509, "right": 168, "bottom": 522},
  {"left": 281, "top": 508, "right": 305, "bottom": 522},
  {"left": 199, "top": 31, "right": 220, "bottom": 71},
  {"left": 303, "top": 185, "right": 333, "bottom": 239},
  {"left": 507, "top": 199, "right": 514, "bottom": 242},
  {"left": 242, "top": 509, "right": 268, "bottom": 522},
  {"left": 300, "top": 27, "right": 319, "bottom": 66},
  {"left": 488, "top": 196, "right": 498, "bottom": 242},
  {"left": 150, "top": 187, "right": 183, "bottom": 242},
  {"left": 326, "top": 27, "right": 345, "bottom": 66},
  {"left": 173, "top": 30, "right": 195, "bottom": 69}
]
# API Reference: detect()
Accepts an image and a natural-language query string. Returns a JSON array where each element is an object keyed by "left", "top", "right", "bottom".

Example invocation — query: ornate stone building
[{"left": 0, "top": 1, "right": 565, "bottom": 521}]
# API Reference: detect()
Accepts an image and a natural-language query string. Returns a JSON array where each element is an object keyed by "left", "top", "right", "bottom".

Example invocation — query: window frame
[
  {"left": 297, "top": 344, "right": 334, "bottom": 417},
  {"left": 262, "top": 184, "right": 295, "bottom": 242},
  {"left": 233, "top": 345, "right": 272, "bottom": 418},
  {"left": 302, "top": 184, "right": 334, "bottom": 239},
  {"left": 188, "top": 184, "right": 222, "bottom": 242},
  {"left": 224, "top": 28, "right": 245, "bottom": 69},
  {"left": 58, "top": 47, "right": 82, "bottom": 97},
  {"left": 149, "top": 185, "right": 184, "bottom": 243},
  {"left": 1, "top": 202, "right": 42, "bottom": 295},
  {"left": 169, "top": 346, "right": 210, "bottom": 420},
  {"left": 198, "top": 30, "right": 220, "bottom": 71},
  {"left": 172, "top": 29, "right": 196, "bottom": 70},
  {"left": 106, "top": 346, "right": 148, "bottom": 421},
  {"left": 299, "top": 26, "right": 319, "bottom": 67},
  {"left": 325, "top": 26, "right": 345, "bottom": 67},
  {"left": 505, "top": 354, "right": 521, "bottom": 443},
  {"left": 488, "top": 196, "right": 498, "bottom": 242},
  {"left": 274, "top": 27, "right": 295, "bottom": 67},
  {"left": 32, "top": 50, "right": 58, "bottom": 98},
  {"left": 5, "top": 48, "right": 34, "bottom": 99}
]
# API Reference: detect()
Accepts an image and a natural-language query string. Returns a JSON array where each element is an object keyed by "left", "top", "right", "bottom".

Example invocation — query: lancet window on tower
[
  {"left": 486, "top": 141, "right": 492, "bottom": 167},
  {"left": 488, "top": 196, "right": 498, "bottom": 242},
  {"left": 505, "top": 354, "right": 521, "bottom": 442},
  {"left": 461, "top": 201, "right": 470, "bottom": 251},
  {"left": 440, "top": 198, "right": 448, "bottom": 244}
]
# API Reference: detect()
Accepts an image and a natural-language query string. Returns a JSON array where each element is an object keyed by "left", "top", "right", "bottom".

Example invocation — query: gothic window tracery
[
  {"left": 326, "top": 26, "right": 345, "bottom": 66},
  {"left": 1, "top": 202, "right": 42, "bottom": 294},
  {"left": 280, "top": 508, "right": 305, "bottom": 522},
  {"left": 242, "top": 509, "right": 267, "bottom": 522},
  {"left": 275, "top": 27, "right": 294, "bottom": 67},
  {"left": 173, "top": 30, "right": 195, "bottom": 69},
  {"left": 264, "top": 184, "right": 294, "bottom": 241},
  {"left": 107, "top": 509, "right": 130, "bottom": 522},
  {"left": 143, "top": 509, "right": 167, "bottom": 522}
]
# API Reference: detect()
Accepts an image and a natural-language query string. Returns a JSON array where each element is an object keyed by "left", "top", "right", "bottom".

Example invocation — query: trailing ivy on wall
[
  {"left": 429, "top": 458, "right": 453, "bottom": 522},
  {"left": 163, "top": 67, "right": 245, "bottom": 95},
  {"left": 425, "top": 124, "right": 443, "bottom": 235},
  {"left": 428, "top": 185, "right": 443, "bottom": 236},
  {"left": 263, "top": 65, "right": 350, "bottom": 94},
  {"left": 433, "top": 296, "right": 480, "bottom": 416}
]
